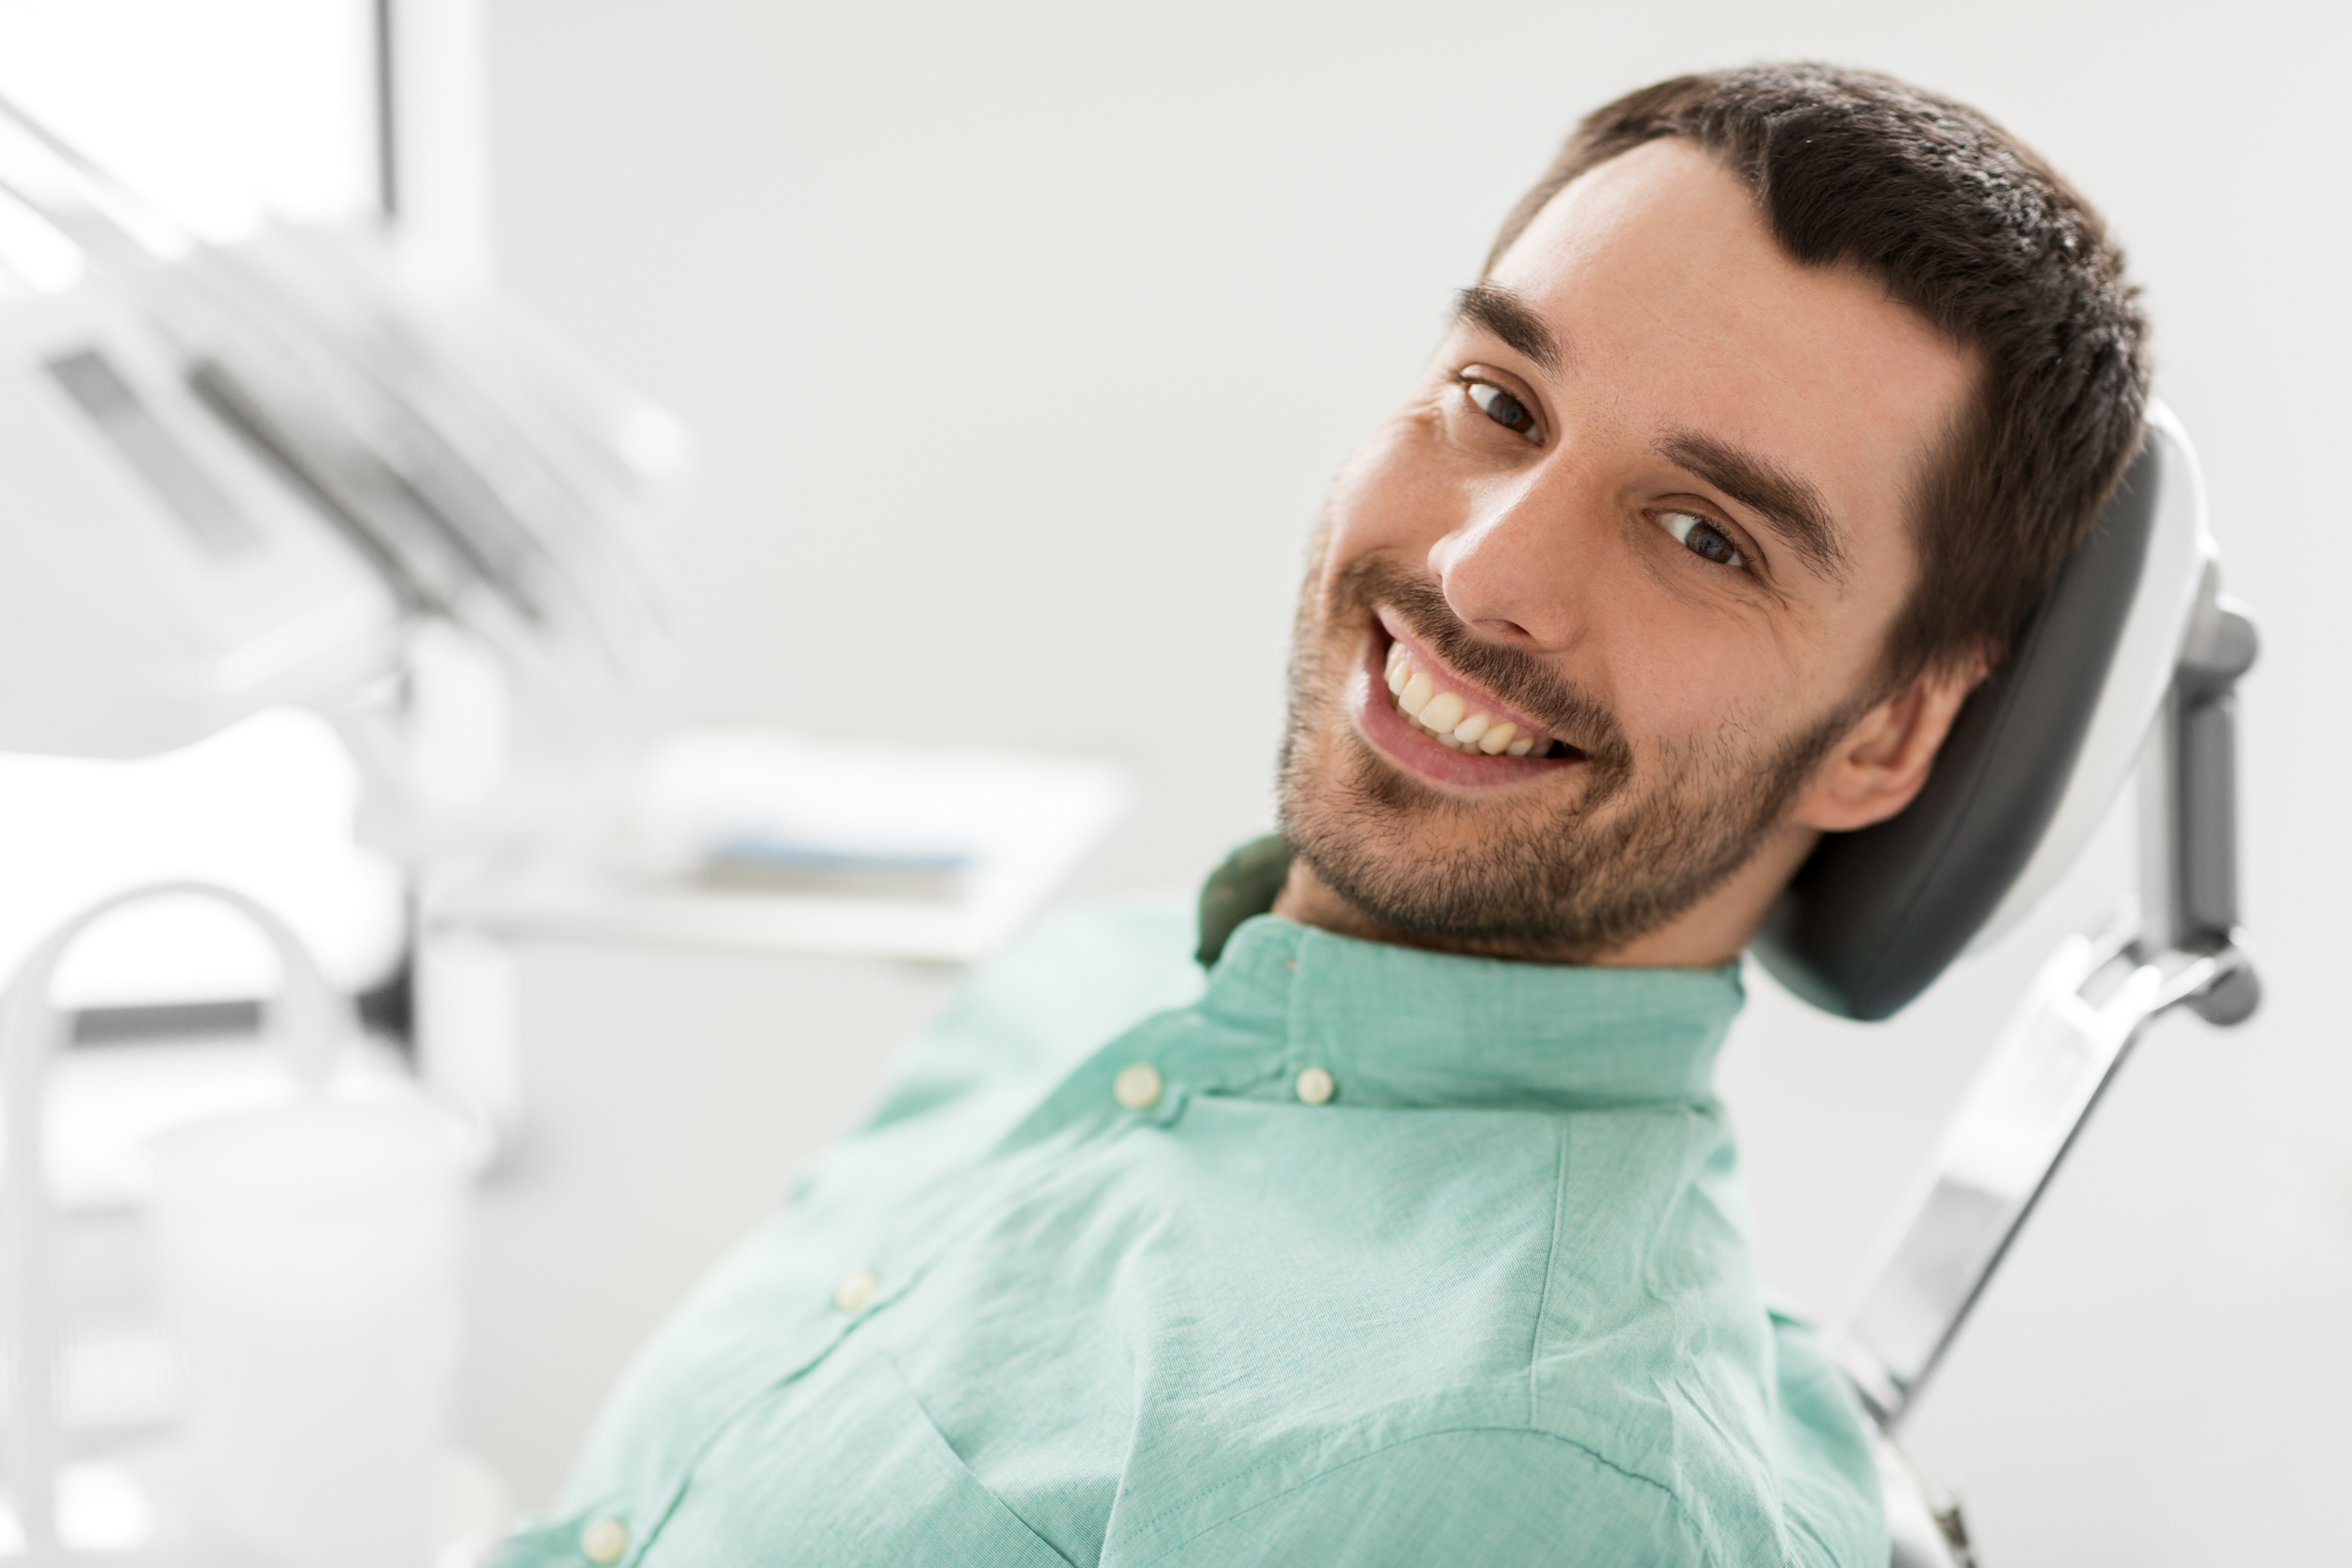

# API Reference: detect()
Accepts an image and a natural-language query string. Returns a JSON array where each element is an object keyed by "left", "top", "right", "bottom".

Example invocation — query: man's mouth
[
  {"left": 1385, "top": 639, "right": 1572, "bottom": 757},
  {"left": 1346, "top": 612, "right": 1587, "bottom": 783}
]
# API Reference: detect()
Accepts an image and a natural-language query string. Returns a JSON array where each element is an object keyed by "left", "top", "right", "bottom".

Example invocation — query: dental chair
[{"left": 1754, "top": 404, "right": 2257, "bottom": 1566}]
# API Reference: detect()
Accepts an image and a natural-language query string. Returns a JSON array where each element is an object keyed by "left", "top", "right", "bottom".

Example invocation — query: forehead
[{"left": 1487, "top": 137, "right": 1976, "bottom": 593}]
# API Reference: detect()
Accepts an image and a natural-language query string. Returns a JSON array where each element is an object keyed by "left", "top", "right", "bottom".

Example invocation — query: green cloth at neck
[{"left": 1195, "top": 832, "right": 1291, "bottom": 967}]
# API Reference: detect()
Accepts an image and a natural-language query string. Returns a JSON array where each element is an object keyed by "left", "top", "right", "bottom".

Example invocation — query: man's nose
[{"left": 1425, "top": 465, "right": 1597, "bottom": 652}]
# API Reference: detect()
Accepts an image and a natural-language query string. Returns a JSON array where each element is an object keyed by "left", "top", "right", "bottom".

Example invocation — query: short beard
[{"left": 1277, "top": 554, "right": 1859, "bottom": 963}]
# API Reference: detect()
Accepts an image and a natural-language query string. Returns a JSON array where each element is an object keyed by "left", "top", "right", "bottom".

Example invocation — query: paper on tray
[{"left": 439, "top": 727, "right": 1130, "bottom": 963}]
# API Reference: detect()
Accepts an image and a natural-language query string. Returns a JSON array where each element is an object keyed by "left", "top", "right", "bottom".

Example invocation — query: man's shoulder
[
  {"left": 1513, "top": 1248, "right": 1884, "bottom": 1567},
  {"left": 860, "top": 892, "right": 1206, "bottom": 1132},
  {"left": 1112, "top": 1422, "right": 1704, "bottom": 1566},
  {"left": 1114, "top": 1360, "right": 1880, "bottom": 1568},
  {"left": 1092, "top": 1266, "right": 1880, "bottom": 1567},
  {"left": 1101, "top": 1245, "right": 1883, "bottom": 1568}
]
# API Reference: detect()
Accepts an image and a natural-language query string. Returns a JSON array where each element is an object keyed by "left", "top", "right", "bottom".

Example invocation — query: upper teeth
[{"left": 1385, "top": 643, "right": 1540, "bottom": 755}]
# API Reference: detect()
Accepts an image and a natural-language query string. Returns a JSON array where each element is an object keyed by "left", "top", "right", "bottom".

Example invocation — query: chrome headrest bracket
[{"left": 1835, "top": 563, "right": 2260, "bottom": 1434}]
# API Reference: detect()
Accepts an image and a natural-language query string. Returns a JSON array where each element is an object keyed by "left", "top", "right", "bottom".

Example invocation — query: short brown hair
[{"left": 1489, "top": 64, "right": 2149, "bottom": 683}]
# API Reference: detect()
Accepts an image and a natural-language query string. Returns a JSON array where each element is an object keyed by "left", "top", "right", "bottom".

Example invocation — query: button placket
[{"left": 1283, "top": 931, "right": 1365, "bottom": 1105}]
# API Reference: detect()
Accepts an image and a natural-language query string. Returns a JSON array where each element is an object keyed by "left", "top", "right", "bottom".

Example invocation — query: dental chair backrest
[
  {"left": 1753, "top": 402, "right": 2212, "bottom": 1020},
  {"left": 1754, "top": 406, "right": 2259, "bottom": 1568}
]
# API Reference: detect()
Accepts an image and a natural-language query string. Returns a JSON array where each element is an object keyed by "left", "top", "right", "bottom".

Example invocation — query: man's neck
[{"left": 1269, "top": 827, "right": 1819, "bottom": 969}]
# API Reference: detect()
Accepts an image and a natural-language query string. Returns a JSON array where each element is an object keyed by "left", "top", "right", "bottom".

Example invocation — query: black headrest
[{"left": 1752, "top": 439, "right": 2163, "bottom": 1020}]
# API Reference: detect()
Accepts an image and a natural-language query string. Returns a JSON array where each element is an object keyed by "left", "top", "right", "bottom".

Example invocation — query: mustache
[{"left": 1331, "top": 555, "right": 1633, "bottom": 772}]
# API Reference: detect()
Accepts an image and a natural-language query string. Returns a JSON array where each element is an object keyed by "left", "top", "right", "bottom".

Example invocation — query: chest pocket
[{"left": 642, "top": 1345, "right": 1077, "bottom": 1568}]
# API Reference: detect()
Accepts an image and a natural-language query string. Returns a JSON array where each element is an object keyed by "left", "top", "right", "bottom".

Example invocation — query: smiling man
[
  {"left": 1278, "top": 130, "right": 1985, "bottom": 972},
  {"left": 496, "top": 65, "right": 2145, "bottom": 1568}
]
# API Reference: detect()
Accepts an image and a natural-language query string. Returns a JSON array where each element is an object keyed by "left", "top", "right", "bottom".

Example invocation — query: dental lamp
[{"left": 0, "top": 88, "right": 681, "bottom": 825}]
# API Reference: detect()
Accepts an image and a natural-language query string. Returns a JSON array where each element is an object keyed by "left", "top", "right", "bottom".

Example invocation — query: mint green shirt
[{"left": 493, "top": 896, "right": 1885, "bottom": 1566}]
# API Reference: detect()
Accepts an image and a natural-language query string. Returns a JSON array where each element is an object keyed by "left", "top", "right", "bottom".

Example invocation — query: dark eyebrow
[
  {"left": 1451, "top": 282, "right": 1563, "bottom": 375},
  {"left": 1658, "top": 430, "right": 1851, "bottom": 584}
]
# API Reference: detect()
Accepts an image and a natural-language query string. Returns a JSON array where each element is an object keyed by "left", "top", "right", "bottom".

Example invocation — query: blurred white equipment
[
  {"left": 448, "top": 726, "right": 1132, "bottom": 965},
  {"left": 0, "top": 81, "right": 1127, "bottom": 1566},
  {"left": 0, "top": 85, "right": 680, "bottom": 1567},
  {"left": 0, "top": 83, "right": 687, "bottom": 1099},
  {"left": 0, "top": 85, "right": 685, "bottom": 819},
  {"left": 0, "top": 882, "right": 485, "bottom": 1565},
  {"left": 150, "top": 1103, "right": 471, "bottom": 1568}
]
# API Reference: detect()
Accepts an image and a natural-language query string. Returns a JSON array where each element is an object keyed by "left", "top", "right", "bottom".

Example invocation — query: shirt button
[
  {"left": 1113, "top": 1062, "right": 1163, "bottom": 1111},
  {"left": 832, "top": 1268, "right": 879, "bottom": 1313},
  {"left": 580, "top": 1516, "right": 629, "bottom": 1564},
  {"left": 1294, "top": 1066, "right": 1335, "bottom": 1106}
]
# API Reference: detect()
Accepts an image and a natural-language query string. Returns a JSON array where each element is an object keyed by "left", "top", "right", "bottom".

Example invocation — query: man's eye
[
  {"left": 1465, "top": 381, "right": 1541, "bottom": 443},
  {"left": 1658, "top": 509, "right": 1746, "bottom": 569}
]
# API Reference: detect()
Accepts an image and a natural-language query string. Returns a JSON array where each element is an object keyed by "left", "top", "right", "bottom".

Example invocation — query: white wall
[{"left": 480, "top": 2, "right": 2352, "bottom": 1559}]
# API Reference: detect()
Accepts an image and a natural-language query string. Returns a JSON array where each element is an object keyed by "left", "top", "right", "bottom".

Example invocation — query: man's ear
[{"left": 1789, "top": 651, "right": 1990, "bottom": 834}]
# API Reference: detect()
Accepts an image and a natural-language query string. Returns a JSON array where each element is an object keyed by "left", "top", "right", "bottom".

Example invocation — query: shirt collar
[{"left": 1192, "top": 913, "right": 1743, "bottom": 1112}]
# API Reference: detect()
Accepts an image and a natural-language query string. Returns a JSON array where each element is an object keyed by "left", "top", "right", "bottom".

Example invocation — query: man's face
[{"left": 1279, "top": 137, "right": 1980, "bottom": 962}]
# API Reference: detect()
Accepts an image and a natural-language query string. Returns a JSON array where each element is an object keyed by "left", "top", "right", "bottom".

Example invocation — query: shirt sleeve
[{"left": 1127, "top": 1429, "right": 1706, "bottom": 1567}]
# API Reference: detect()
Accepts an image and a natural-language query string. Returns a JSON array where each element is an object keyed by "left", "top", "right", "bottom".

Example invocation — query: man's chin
[
  {"left": 1287, "top": 704, "right": 1588, "bottom": 847},
  {"left": 1278, "top": 709, "right": 1785, "bottom": 964},
  {"left": 1279, "top": 726, "right": 1600, "bottom": 958}
]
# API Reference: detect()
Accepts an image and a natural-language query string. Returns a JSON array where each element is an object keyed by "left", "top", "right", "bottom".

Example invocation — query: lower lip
[{"left": 1345, "top": 635, "right": 1579, "bottom": 788}]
